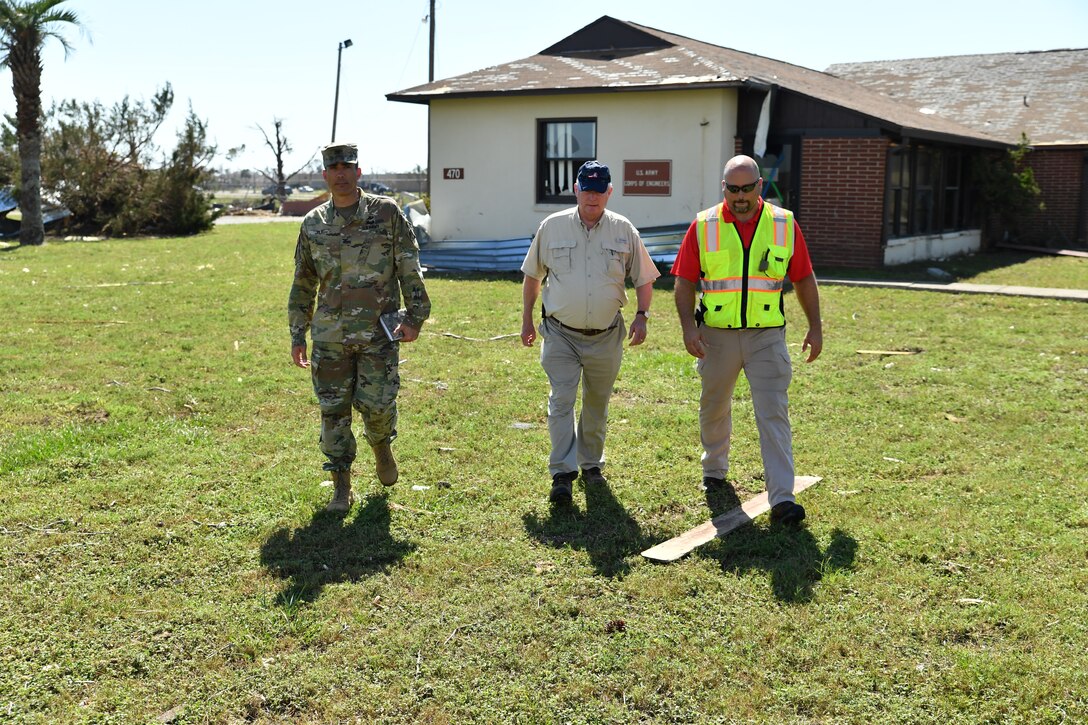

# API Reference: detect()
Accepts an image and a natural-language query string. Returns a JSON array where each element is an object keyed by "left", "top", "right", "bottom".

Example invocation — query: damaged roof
[
  {"left": 827, "top": 49, "right": 1088, "bottom": 146},
  {"left": 387, "top": 15, "right": 1006, "bottom": 148}
]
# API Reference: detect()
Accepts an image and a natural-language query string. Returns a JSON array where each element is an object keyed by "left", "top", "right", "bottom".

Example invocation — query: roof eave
[
  {"left": 387, "top": 80, "right": 746, "bottom": 105},
  {"left": 897, "top": 128, "right": 1011, "bottom": 149}
]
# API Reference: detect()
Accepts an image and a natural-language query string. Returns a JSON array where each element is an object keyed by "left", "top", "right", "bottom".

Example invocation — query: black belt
[{"left": 549, "top": 317, "right": 617, "bottom": 336}]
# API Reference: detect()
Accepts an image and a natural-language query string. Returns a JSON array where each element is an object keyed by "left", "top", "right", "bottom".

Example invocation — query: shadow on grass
[
  {"left": 523, "top": 476, "right": 653, "bottom": 579},
  {"left": 260, "top": 492, "right": 416, "bottom": 606},
  {"left": 694, "top": 477, "right": 858, "bottom": 603},
  {"left": 700, "top": 522, "right": 858, "bottom": 604},
  {"left": 704, "top": 478, "right": 743, "bottom": 516}
]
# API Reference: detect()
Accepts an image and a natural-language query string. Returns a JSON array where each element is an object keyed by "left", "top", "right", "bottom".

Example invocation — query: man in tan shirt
[{"left": 521, "top": 161, "right": 660, "bottom": 504}]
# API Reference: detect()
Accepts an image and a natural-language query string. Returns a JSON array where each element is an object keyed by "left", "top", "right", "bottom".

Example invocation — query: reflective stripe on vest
[
  {"left": 773, "top": 208, "right": 789, "bottom": 247},
  {"left": 700, "top": 277, "right": 783, "bottom": 293},
  {"left": 704, "top": 210, "right": 720, "bottom": 252}
]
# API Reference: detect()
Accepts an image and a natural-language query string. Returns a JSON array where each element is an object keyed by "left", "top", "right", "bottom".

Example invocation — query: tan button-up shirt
[{"left": 521, "top": 207, "right": 660, "bottom": 330}]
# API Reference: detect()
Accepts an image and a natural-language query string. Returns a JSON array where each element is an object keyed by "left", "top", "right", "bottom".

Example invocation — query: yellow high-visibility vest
[{"left": 695, "top": 201, "right": 794, "bottom": 329}]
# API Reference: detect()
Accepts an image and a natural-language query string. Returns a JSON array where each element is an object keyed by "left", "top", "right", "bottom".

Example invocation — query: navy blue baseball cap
[{"left": 577, "top": 160, "right": 611, "bottom": 193}]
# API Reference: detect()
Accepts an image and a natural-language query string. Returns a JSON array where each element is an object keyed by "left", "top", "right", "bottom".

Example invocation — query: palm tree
[{"left": 0, "top": 0, "right": 81, "bottom": 246}]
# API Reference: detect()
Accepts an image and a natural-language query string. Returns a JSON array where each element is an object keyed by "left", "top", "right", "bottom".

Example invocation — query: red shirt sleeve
[
  {"left": 787, "top": 221, "right": 813, "bottom": 282},
  {"left": 669, "top": 221, "right": 702, "bottom": 282}
]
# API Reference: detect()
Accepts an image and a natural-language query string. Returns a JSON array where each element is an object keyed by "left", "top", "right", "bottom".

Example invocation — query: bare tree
[{"left": 255, "top": 119, "right": 315, "bottom": 207}]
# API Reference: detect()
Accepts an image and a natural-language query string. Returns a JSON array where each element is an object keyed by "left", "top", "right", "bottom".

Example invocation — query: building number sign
[{"left": 443, "top": 168, "right": 464, "bottom": 180}]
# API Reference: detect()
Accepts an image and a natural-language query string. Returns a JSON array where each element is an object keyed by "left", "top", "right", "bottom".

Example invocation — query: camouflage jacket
[{"left": 288, "top": 191, "right": 431, "bottom": 348}]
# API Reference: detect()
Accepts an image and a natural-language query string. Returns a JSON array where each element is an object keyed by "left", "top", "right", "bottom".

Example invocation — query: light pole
[{"left": 331, "top": 38, "right": 353, "bottom": 142}]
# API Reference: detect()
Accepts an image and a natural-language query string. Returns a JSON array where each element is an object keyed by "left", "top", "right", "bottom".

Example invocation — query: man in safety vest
[{"left": 671, "top": 155, "right": 823, "bottom": 526}]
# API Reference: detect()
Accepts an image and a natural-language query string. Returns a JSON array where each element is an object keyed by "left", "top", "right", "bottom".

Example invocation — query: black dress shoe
[
  {"left": 549, "top": 472, "right": 576, "bottom": 504},
  {"left": 581, "top": 467, "right": 607, "bottom": 486},
  {"left": 769, "top": 500, "right": 806, "bottom": 527}
]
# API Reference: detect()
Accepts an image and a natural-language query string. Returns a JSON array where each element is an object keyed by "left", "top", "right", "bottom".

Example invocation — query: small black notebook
[{"left": 380, "top": 308, "right": 407, "bottom": 341}]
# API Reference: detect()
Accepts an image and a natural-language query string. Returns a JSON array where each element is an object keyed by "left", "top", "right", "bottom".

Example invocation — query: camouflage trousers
[{"left": 310, "top": 341, "right": 400, "bottom": 471}]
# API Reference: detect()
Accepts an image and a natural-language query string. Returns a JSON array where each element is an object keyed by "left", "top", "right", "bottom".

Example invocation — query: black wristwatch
[{"left": 636, "top": 310, "right": 649, "bottom": 318}]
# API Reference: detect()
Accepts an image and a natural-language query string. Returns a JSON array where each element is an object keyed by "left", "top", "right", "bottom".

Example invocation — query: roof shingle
[
  {"left": 388, "top": 16, "right": 1006, "bottom": 148},
  {"left": 827, "top": 49, "right": 1088, "bottom": 146}
]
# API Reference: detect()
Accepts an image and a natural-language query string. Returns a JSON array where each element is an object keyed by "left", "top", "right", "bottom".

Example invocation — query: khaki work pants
[
  {"left": 539, "top": 315, "right": 625, "bottom": 477},
  {"left": 697, "top": 325, "right": 796, "bottom": 505}
]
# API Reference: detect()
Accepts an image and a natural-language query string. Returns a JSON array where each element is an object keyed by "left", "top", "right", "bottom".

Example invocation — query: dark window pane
[{"left": 537, "top": 119, "right": 596, "bottom": 203}]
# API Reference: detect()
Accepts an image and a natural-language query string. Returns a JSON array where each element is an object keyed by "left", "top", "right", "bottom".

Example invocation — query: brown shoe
[
  {"left": 373, "top": 442, "right": 398, "bottom": 486},
  {"left": 325, "top": 469, "right": 354, "bottom": 512}
]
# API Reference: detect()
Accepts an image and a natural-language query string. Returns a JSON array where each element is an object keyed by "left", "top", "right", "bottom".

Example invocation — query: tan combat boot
[
  {"left": 373, "top": 442, "right": 398, "bottom": 486},
  {"left": 325, "top": 469, "right": 354, "bottom": 512}
]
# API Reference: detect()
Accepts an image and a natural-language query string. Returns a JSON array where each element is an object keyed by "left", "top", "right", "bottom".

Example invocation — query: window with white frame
[{"left": 537, "top": 119, "right": 596, "bottom": 203}]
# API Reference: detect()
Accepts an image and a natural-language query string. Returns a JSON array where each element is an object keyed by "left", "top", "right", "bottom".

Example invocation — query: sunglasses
[{"left": 725, "top": 180, "right": 760, "bottom": 194}]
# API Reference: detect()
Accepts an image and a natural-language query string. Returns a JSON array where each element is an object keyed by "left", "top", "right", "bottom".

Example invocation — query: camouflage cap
[{"left": 321, "top": 142, "right": 358, "bottom": 167}]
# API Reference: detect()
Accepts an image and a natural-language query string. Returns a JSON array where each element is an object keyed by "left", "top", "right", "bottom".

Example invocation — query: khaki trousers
[
  {"left": 539, "top": 315, "right": 625, "bottom": 477},
  {"left": 696, "top": 325, "right": 796, "bottom": 505}
]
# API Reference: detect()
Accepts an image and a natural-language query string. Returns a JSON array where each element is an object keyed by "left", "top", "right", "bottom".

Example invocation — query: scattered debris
[
  {"left": 927, "top": 267, "right": 953, "bottom": 280},
  {"left": 389, "top": 502, "right": 432, "bottom": 515},
  {"left": 442, "top": 621, "right": 479, "bottom": 645},
  {"left": 156, "top": 706, "right": 183, "bottom": 723},
  {"left": 604, "top": 619, "right": 627, "bottom": 634},
  {"left": 406, "top": 378, "right": 448, "bottom": 390},
  {"left": 68, "top": 281, "right": 175, "bottom": 288},
  {"left": 29, "top": 319, "right": 129, "bottom": 325},
  {"left": 512, "top": 422, "right": 534, "bottom": 430},
  {"left": 439, "top": 332, "right": 519, "bottom": 342},
  {"left": 193, "top": 520, "right": 230, "bottom": 529},
  {"left": 411, "top": 485, "right": 430, "bottom": 492},
  {"left": 956, "top": 598, "right": 988, "bottom": 606},
  {"left": 883, "top": 457, "right": 904, "bottom": 463},
  {"left": 856, "top": 349, "right": 922, "bottom": 356},
  {"left": 944, "top": 413, "right": 968, "bottom": 423}
]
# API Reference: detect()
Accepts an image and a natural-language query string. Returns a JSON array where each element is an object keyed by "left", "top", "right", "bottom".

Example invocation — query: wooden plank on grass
[{"left": 641, "top": 475, "right": 822, "bottom": 562}]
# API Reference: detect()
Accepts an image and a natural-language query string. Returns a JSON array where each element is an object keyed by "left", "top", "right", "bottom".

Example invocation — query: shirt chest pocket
[
  {"left": 546, "top": 238, "right": 577, "bottom": 274},
  {"left": 310, "top": 235, "right": 341, "bottom": 279},
  {"left": 601, "top": 236, "right": 630, "bottom": 278}
]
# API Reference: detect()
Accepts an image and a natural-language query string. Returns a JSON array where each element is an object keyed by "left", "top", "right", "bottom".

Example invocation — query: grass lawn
[{"left": 1, "top": 228, "right": 1086, "bottom": 723}]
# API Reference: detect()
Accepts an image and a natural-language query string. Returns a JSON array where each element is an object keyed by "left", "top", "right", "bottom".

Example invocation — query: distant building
[
  {"left": 829, "top": 48, "right": 1088, "bottom": 249},
  {"left": 389, "top": 16, "right": 1020, "bottom": 270}
]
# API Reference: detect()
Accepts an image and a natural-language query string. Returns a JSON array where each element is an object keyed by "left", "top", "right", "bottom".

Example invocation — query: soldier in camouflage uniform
[{"left": 289, "top": 142, "right": 431, "bottom": 512}]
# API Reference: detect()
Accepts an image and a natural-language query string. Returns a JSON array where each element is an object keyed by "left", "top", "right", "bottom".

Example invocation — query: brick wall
[
  {"left": 1024, "top": 149, "right": 1085, "bottom": 246},
  {"left": 797, "top": 137, "right": 889, "bottom": 269}
]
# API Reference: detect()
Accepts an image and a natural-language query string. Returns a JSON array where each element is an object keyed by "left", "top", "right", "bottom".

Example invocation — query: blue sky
[{"left": 2, "top": 0, "right": 1085, "bottom": 174}]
